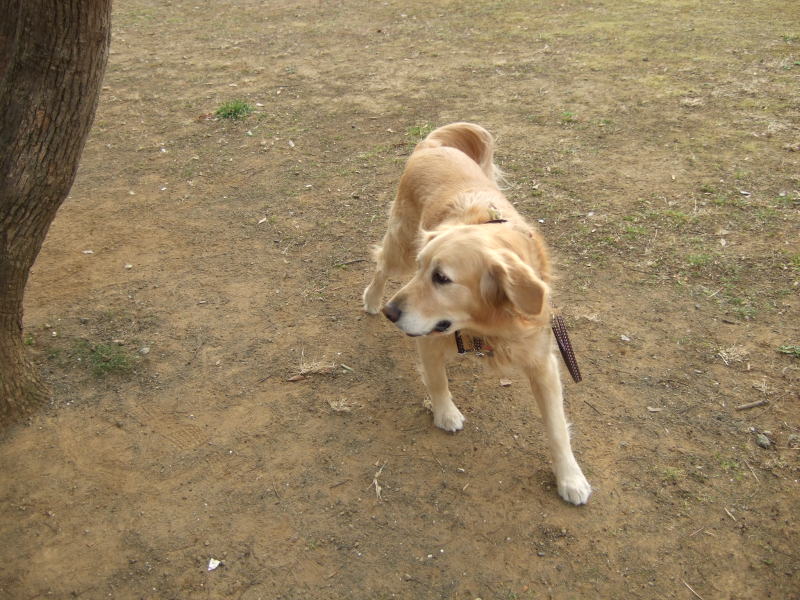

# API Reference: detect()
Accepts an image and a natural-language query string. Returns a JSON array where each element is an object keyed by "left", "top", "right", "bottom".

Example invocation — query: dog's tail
[{"left": 417, "top": 122, "right": 505, "bottom": 186}]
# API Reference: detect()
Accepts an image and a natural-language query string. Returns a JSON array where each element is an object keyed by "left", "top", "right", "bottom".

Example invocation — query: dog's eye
[{"left": 432, "top": 270, "right": 452, "bottom": 285}]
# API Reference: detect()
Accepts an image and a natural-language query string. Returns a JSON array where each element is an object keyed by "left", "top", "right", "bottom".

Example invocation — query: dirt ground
[{"left": 1, "top": 1, "right": 799, "bottom": 598}]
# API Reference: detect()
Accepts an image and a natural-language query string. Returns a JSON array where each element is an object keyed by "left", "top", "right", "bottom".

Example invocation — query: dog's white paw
[
  {"left": 433, "top": 405, "right": 465, "bottom": 432},
  {"left": 556, "top": 470, "right": 592, "bottom": 505}
]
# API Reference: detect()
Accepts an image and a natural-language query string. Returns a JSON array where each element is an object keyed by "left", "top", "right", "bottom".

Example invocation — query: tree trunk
[{"left": 0, "top": 1, "right": 111, "bottom": 426}]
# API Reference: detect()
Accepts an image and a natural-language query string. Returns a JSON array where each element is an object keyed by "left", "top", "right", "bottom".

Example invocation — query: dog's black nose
[
  {"left": 434, "top": 320, "right": 452, "bottom": 332},
  {"left": 382, "top": 303, "right": 402, "bottom": 323}
]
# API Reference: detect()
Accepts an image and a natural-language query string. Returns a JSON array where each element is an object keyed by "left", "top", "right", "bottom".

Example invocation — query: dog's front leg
[
  {"left": 526, "top": 352, "right": 591, "bottom": 505},
  {"left": 416, "top": 336, "right": 465, "bottom": 432}
]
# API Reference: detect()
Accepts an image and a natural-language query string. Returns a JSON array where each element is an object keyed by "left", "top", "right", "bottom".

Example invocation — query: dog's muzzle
[{"left": 382, "top": 303, "right": 452, "bottom": 336}]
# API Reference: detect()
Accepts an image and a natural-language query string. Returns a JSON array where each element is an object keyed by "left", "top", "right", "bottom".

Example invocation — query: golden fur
[{"left": 363, "top": 123, "right": 591, "bottom": 505}]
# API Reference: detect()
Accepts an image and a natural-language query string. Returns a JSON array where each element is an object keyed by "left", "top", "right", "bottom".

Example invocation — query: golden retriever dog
[{"left": 362, "top": 122, "right": 591, "bottom": 505}]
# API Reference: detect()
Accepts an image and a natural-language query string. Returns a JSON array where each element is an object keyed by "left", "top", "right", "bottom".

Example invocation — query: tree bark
[{"left": 0, "top": 1, "right": 111, "bottom": 426}]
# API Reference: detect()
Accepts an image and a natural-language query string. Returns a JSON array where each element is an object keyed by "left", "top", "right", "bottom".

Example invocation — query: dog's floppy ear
[{"left": 482, "top": 249, "right": 549, "bottom": 317}]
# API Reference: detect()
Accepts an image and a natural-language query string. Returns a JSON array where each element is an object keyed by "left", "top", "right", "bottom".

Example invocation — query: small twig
[
  {"left": 340, "top": 364, "right": 354, "bottom": 372},
  {"left": 432, "top": 455, "right": 445, "bottom": 473},
  {"left": 688, "top": 527, "right": 705, "bottom": 537},
  {"left": 369, "top": 463, "right": 386, "bottom": 501},
  {"left": 724, "top": 507, "right": 737, "bottom": 522},
  {"left": 742, "top": 459, "right": 760, "bottom": 482},
  {"left": 329, "top": 479, "right": 350, "bottom": 489},
  {"left": 334, "top": 258, "right": 366, "bottom": 267},
  {"left": 185, "top": 338, "right": 205, "bottom": 366},
  {"left": 583, "top": 399, "right": 603, "bottom": 415},
  {"left": 682, "top": 580, "right": 705, "bottom": 600},
  {"left": 271, "top": 478, "right": 281, "bottom": 501},
  {"left": 735, "top": 399, "right": 769, "bottom": 411}
]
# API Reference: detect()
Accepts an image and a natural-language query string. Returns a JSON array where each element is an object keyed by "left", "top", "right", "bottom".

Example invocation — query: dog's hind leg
[
  {"left": 363, "top": 225, "right": 414, "bottom": 314},
  {"left": 363, "top": 242, "right": 391, "bottom": 314},
  {"left": 363, "top": 249, "right": 388, "bottom": 314},
  {"left": 525, "top": 352, "right": 592, "bottom": 505},
  {"left": 416, "top": 336, "right": 464, "bottom": 432}
]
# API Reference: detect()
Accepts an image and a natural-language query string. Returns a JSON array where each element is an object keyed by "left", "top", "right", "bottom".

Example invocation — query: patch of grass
[
  {"left": 661, "top": 209, "right": 694, "bottom": 226},
  {"left": 788, "top": 253, "right": 800, "bottom": 273},
  {"left": 775, "top": 194, "right": 800, "bottom": 208},
  {"left": 623, "top": 224, "right": 647, "bottom": 239},
  {"left": 687, "top": 253, "right": 713, "bottom": 268},
  {"left": 357, "top": 144, "right": 390, "bottom": 162},
  {"left": 778, "top": 345, "right": 800, "bottom": 358},
  {"left": 406, "top": 123, "right": 434, "bottom": 141},
  {"left": 754, "top": 207, "right": 780, "bottom": 224},
  {"left": 717, "top": 455, "right": 745, "bottom": 480},
  {"left": 524, "top": 113, "right": 546, "bottom": 125},
  {"left": 560, "top": 110, "right": 577, "bottom": 124},
  {"left": 215, "top": 100, "right": 253, "bottom": 120},
  {"left": 727, "top": 295, "right": 757, "bottom": 320},
  {"left": 661, "top": 467, "right": 685, "bottom": 483},
  {"left": 710, "top": 193, "right": 747, "bottom": 208},
  {"left": 73, "top": 340, "right": 136, "bottom": 377}
]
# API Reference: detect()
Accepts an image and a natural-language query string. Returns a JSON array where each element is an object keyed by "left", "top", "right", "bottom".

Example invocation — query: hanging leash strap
[{"left": 551, "top": 314, "right": 582, "bottom": 383}]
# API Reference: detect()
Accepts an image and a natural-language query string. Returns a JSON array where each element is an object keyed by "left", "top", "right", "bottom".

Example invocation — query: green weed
[
  {"left": 661, "top": 467, "right": 685, "bottom": 483},
  {"left": 788, "top": 253, "right": 800, "bottom": 272},
  {"left": 623, "top": 224, "right": 647, "bottom": 239},
  {"left": 661, "top": 210, "right": 694, "bottom": 225},
  {"left": 687, "top": 253, "right": 712, "bottom": 268},
  {"left": 216, "top": 100, "right": 253, "bottom": 120},
  {"left": 777, "top": 345, "right": 800, "bottom": 358},
  {"left": 73, "top": 340, "right": 136, "bottom": 377},
  {"left": 727, "top": 296, "right": 757, "bottom": 320},
  {"left": 406, "top": 123, "right": 434, "bottom": 141},
  {"left": 560, "top": 111, "right": 577, "bottom": 124}
]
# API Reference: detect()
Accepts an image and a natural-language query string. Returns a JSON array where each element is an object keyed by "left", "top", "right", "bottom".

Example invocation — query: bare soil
[{"left": 2, "top": 1, "right": 799, "bottom": 598}]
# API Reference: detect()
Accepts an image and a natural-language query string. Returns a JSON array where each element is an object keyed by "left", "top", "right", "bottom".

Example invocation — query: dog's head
[{"left": 382, "top": 225, "right": 549, "bottom": 337}]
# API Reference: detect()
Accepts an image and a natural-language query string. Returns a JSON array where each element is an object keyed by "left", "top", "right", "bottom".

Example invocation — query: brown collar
[{"left": 454, "top": 330, "right": 492, "bottom": 357}]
